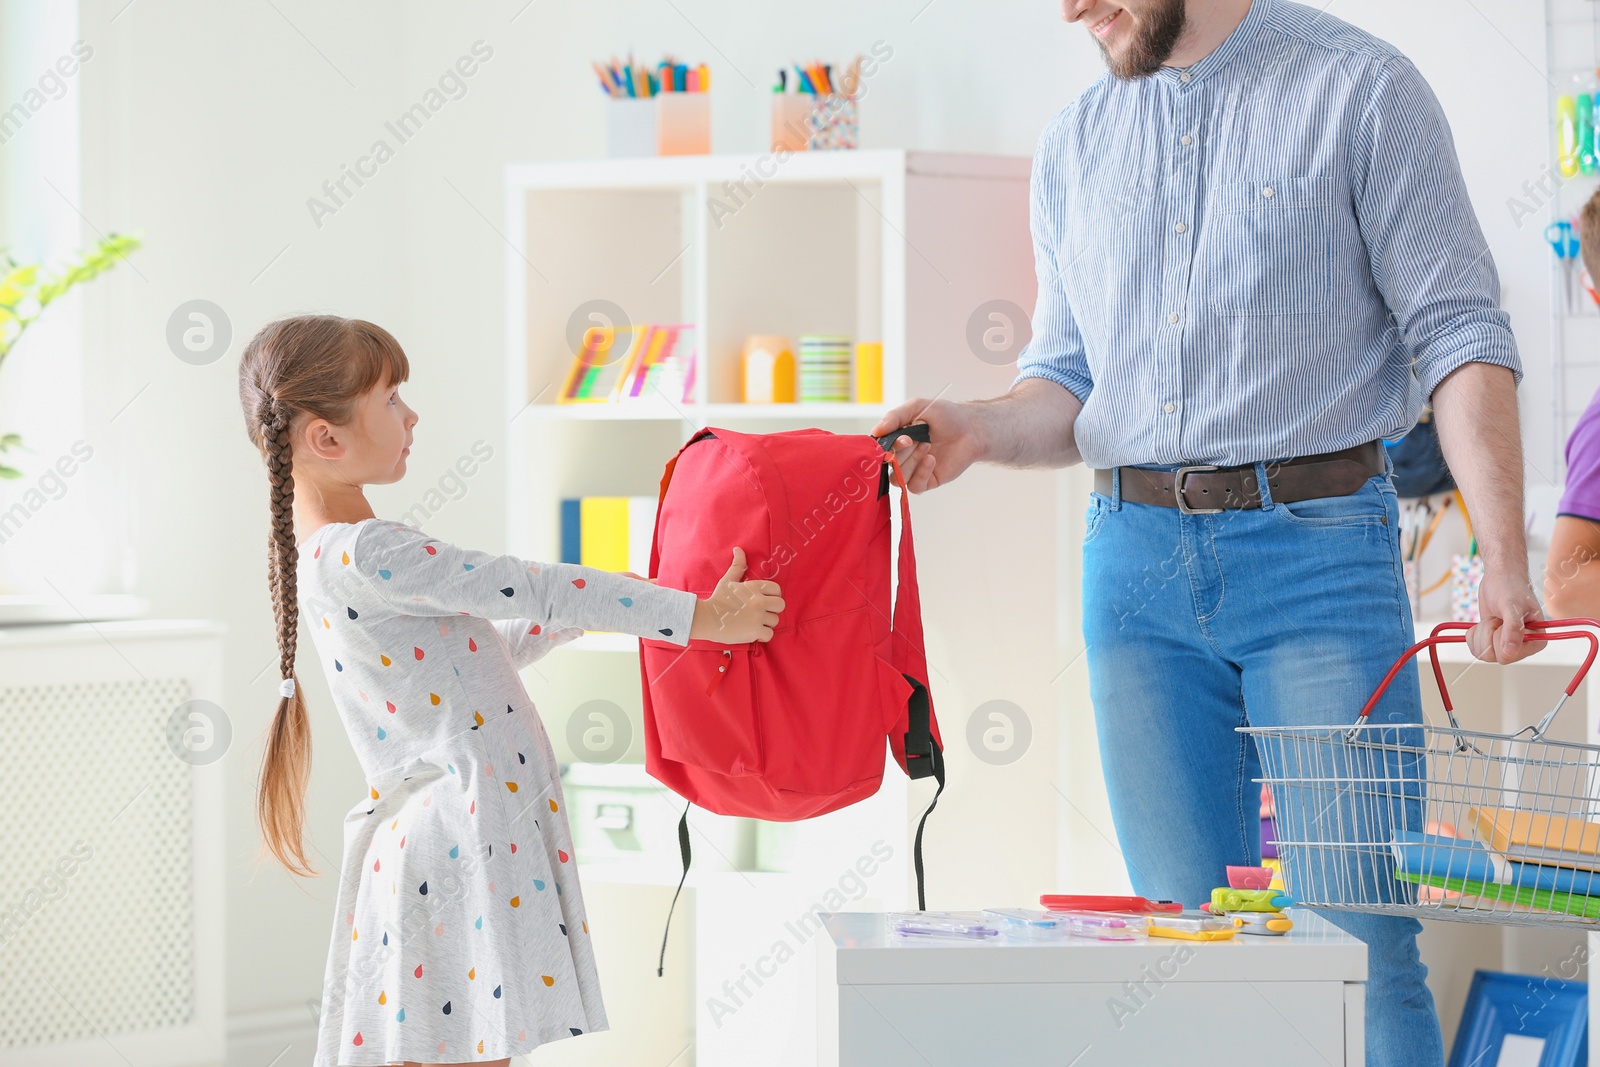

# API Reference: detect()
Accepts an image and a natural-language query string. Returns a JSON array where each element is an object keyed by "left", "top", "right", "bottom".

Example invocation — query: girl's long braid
[
  {"left": 237, "top": 314, "right": 408, "bottom": 876},
  {"left": 258, "top": 399, "right": 314, "bottom": 876}
]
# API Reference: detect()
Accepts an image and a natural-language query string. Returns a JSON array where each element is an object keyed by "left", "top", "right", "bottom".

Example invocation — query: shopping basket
[{"left": 1242, "top": 618, "right": 1600, "bottom": 928}]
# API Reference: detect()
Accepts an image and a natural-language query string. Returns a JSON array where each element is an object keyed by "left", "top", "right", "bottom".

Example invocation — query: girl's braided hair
[{"left": 236, "top": 315, "right": 408, "bottom": 875}]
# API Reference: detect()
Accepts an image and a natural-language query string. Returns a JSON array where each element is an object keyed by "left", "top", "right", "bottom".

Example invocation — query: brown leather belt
[{"left": 1092, "top": 440, "right": 1386, "bottom": 514}]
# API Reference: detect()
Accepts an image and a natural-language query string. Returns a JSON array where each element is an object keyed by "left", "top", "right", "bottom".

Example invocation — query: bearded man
[{"left": 875, "top": 3, "right": 1540, "bottom": 1063}]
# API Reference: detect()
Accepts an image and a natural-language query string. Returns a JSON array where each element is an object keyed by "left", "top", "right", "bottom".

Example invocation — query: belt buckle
[{"left": 1174, "top": 464, "right": 1224, "bottom": 514}]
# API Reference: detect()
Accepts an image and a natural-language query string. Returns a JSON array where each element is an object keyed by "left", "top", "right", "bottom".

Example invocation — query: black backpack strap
[
  {"left": 903, "top": 674, "right": 944, "bottom": 910},
  {"left": 656, "top": 801, "right": 692, "bottom": 977},
  {"left": 902, "top": 674, "right": 938, "bottom": 781}
]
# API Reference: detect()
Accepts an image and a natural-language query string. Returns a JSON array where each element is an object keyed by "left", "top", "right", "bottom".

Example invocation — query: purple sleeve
[{"left": 1560, "top": 390, "right": 1600, "bottom": 522}]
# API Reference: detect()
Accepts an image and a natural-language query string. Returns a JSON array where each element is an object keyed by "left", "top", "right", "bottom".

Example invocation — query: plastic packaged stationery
[
  {"left": 1059, "top": 912, "right": 1150, "bottom": 941},
  {"left": 887, "top": 911, "right": 999, "bottom": 940},
  {"left": 985, "top": 908, "right": 1149, "bottom": 941},
  {"left": 1147, "top": 910, "right": 1236, "bottom": 942},
  {"left": 984, "top": 908, "right": 1073, "bottom": 939}
]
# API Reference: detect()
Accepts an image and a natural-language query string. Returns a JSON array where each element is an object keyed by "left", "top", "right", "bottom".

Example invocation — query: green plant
[{"left": 0, "top": 232, "right": 140, "bottom": 479}]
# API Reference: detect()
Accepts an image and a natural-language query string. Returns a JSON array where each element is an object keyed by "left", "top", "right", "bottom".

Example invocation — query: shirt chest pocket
[{"left": 1201, "top": 176, "right": 1341, "bottom": 316}]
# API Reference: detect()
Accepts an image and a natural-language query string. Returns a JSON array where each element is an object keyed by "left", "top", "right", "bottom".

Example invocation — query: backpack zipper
[{"left": 705, "top": 649, "right": 734, "bottom": 695}]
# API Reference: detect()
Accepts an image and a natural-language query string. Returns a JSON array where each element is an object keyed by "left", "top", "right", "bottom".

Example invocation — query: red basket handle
[{"left": 1354, "top": 619, "right": 1600, "bottom": 738}]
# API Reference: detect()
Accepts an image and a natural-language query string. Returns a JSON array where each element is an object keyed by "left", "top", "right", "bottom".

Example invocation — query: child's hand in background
[{"left": 690, "top": 547, "right": 784, "bottom": 643}]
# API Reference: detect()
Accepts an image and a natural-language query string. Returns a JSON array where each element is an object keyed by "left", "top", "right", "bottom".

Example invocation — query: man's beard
[{"left": 1098, "top": 0, "right": 1188, "bottom": 79}]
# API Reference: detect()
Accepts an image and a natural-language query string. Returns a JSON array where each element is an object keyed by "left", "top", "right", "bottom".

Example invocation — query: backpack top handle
[{"left": 875, "top": 422, "right": 931, "bottom": 452}]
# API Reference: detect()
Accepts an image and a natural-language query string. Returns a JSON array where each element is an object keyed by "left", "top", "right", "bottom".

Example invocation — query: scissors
[{"left": 1547, "top": 220, "right": 1582, "bottom": 312}]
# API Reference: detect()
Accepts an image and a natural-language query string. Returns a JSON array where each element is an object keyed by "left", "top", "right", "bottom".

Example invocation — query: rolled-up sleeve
[
  {"left": 1013, "top": 121, "right": 1093, "bottom": 403},
  {"left": 1347, "top": 55, "right": 1522, "bottom": 400}
]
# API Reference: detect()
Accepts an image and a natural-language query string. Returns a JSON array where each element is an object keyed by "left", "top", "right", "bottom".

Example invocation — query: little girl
[{"left": 237, "top": 315, "right": 783, "bottom": 1067}]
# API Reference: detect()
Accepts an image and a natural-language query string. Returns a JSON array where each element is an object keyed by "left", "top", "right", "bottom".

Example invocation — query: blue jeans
[{"left": 1081, "top": 456, "right": 1443, "bottom": 1067}]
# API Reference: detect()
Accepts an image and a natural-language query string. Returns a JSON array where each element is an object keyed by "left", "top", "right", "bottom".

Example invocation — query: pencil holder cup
[
  {"left": 770, "top": 93, "right": 859, "bottom": 151},
  {"left": 606, "top": 94, "right": 711, "bottom": 158},
  {"left": 1450, "top": 553, "right": 1483, "bottom": 622}
]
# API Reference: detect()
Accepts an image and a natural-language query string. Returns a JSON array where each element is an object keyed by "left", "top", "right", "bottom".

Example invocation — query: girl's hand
[
  {"left": 619, "top": 571, "right": 658, "bottom": 584},
  {"left": 690, "top": 547, "right": 784, "bottom": 643}
]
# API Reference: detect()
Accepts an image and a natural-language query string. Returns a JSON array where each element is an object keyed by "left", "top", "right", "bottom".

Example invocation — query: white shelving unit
[{"left": 503, "top": 149, "right": 1055, "bottom": 1067}]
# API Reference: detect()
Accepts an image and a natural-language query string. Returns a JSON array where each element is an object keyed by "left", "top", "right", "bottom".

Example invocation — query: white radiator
[{"left": 0, "top": 620, "right": 225, "bottom": 1067}]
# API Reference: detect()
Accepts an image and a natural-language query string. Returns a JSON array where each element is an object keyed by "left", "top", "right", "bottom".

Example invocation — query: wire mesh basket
[{"left": 1242, "top": 619, "right": 1600, "bottom": 929}]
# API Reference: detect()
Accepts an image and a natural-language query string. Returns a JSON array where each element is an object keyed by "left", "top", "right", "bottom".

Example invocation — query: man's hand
[
  {"left": 690, "top": 547, "right": 784, "bottom": 643},
  {"left": 870, "top": 398, "right": 987, "bottom": 493},
  {"left": 1468, "top": 567, "right": 1543, "bottom": 663},
  {"left": 869, "top": 379, "right": 1086, "bottom": 492}
]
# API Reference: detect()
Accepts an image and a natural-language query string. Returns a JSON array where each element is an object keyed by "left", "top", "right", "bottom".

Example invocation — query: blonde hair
[
  {"left": 236, "top": 315, "right": 409, "bottom": 875},
  {"left": 1579, "top": 187, "right": 1600, "bottom": 290}
]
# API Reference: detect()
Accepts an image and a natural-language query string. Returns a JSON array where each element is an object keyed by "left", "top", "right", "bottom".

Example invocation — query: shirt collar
[{"left": 1160, "top": 0, "right": 1271, "bottom": 89}]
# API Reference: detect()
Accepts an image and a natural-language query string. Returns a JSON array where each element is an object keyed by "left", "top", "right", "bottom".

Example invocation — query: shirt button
[
  {"left": 1181, "top": 134, "right": 1194, "bottom": 146},
  {"left": 1163, "top": 402, "right": 1177, "bottom": 414},
  {"left": 1180, "top": 71, "right": 1192, "bottom": 83},
  {"left": 1167, "top": 312, "right": 1180, "bottom": 324},
  {"left": 1262, "top": 186, "right": 1276, "bottom": 198},
  {"left": 1174, "top": 222, "right": 1188, "bottom": 234}
]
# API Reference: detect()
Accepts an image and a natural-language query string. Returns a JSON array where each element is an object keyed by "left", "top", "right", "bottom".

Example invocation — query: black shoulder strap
[
  {"left": 903, "top": 674, "right": 944, "bottom": 910},
  {"left": 656, "top": 801, "right": 692, "bottom": 977}
]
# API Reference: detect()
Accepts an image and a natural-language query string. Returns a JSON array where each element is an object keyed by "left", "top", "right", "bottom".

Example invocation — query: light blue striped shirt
[{"left": 1013, "top": 0, "right": 1522, "bottom": 470}]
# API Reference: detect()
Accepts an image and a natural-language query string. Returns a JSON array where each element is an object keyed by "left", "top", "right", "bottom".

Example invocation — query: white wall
[{"left": 52, "top": 0, "right": 1559, "bottom": 1056}]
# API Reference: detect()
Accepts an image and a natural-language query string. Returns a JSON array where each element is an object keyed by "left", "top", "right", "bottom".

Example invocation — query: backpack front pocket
[{"left": 648, "top": 644, "right": 764, "bottom": 777}]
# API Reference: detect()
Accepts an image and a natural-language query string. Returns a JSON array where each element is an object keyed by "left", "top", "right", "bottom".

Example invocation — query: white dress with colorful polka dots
[{"left": 296, "top": 518, "right": 695, "bottom": 1066}]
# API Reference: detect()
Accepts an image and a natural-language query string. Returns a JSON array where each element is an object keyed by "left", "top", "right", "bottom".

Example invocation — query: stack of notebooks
[
  {"left": 560, "top": 496, "right": 657, "bottom": 575},
  {"left": 797, "top": 334, "right": 852, "bottom": 402},
  {"left": 1389, "top": 807, "right": 1600, "bottom": 919}
]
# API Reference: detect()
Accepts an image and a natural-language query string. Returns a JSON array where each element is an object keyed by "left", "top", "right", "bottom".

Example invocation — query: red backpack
[{"left": 639, "top": 426, "right": 945, "bottom": 967}]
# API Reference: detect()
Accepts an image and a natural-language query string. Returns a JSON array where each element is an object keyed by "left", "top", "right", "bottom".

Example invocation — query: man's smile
[{"left": 1091, "top": 9, "right": 1123, "bottom": 37}]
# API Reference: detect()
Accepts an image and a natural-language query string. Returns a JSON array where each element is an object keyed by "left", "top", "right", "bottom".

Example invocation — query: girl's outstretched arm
[{"left": 346, "top": 521, "right": 697, "bottom": 644}]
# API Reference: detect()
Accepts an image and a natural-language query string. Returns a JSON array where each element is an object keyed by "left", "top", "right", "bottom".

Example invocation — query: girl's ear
[{"left": 301, "top": 418, "right": 345, "bottom": 462}]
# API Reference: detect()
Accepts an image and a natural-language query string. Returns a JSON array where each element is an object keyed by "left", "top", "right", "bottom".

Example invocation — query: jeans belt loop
[
  {"left": 1110, "top": 466, "right": 1122, "bottom": 509},
  {"left": 1255, "top": 460, "right": 1276, "bottom": 509}
]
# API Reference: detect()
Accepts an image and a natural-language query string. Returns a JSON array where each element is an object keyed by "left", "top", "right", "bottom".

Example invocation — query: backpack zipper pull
[{"left": 705, "top": 649, "right": 733, "bottom": 696}]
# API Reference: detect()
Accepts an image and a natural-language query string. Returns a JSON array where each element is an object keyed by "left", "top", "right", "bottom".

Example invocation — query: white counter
[{"left": 817, "top": 909, "right": 1366, "bottom": 1066}]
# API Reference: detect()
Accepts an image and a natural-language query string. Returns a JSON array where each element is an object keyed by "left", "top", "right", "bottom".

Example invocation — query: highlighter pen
[
  {"left": 1593, "top": 93, "right": 1600, "bottom": 176},
  {"left": 1559, "top": 95, "right": 1580, "bottom": 178},
  {"left": 1580, "top": 93, "right": 1596, "bottom": 175}
]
